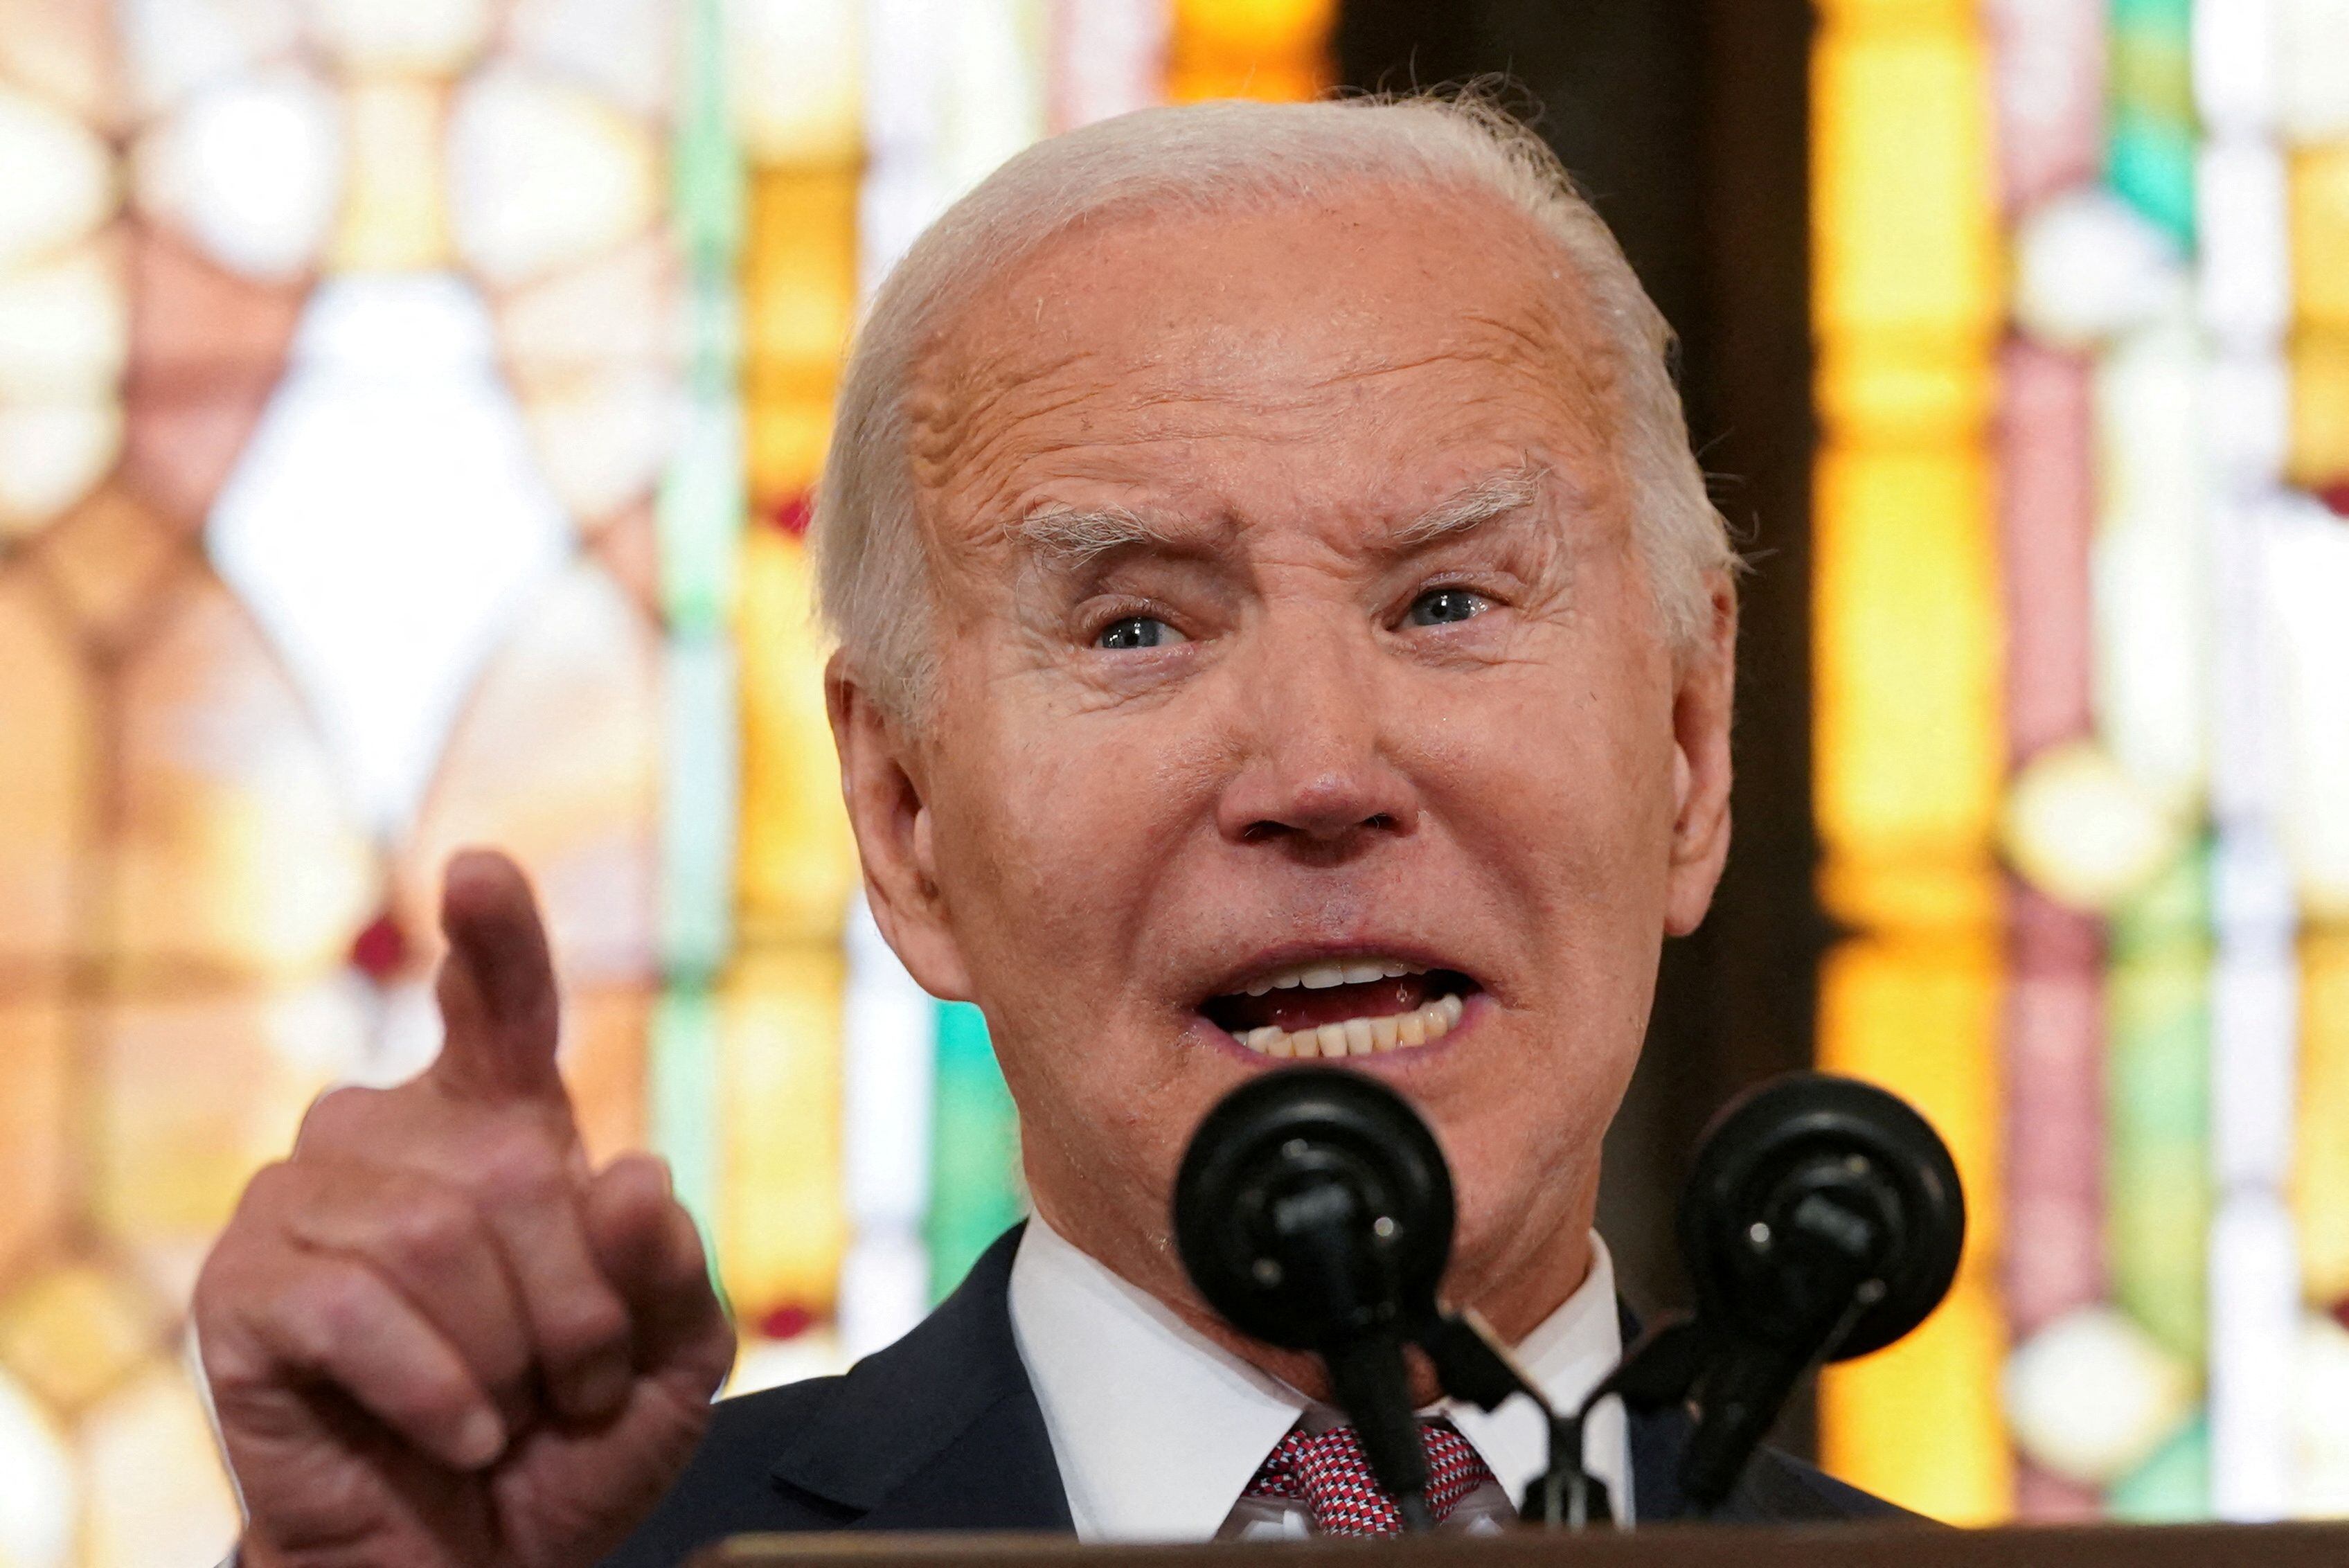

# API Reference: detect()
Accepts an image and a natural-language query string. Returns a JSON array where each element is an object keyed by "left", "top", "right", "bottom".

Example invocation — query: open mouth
[{"left": 1199, "top": 959, "right": 1481, "bottom": 1059}]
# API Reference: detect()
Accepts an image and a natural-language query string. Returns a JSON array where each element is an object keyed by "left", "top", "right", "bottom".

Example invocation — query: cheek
[{"left": 925, "top": 695, "right": 1204, "bottom": 1004}]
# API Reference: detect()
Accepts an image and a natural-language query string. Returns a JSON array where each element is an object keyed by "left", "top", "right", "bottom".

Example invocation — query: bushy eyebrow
[
  {"left": 1388, "top": 462, "right": 1549, "bottom": 548},
  {"left": 1008, "top": 461, "right": 1553, "bottom": 569},
  {"left": 1012, "top": 504, "right": 1193, "bottom": 567}
]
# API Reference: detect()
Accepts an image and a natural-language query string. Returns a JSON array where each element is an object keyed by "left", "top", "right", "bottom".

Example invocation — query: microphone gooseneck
[{"left": 1172, "top": 1067, "right": 1452, "bottom": 1530}]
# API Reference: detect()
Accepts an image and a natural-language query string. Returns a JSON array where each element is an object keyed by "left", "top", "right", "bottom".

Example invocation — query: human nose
[{"left": 1214, "top": 617, "right": 1420, "bottom": 850}]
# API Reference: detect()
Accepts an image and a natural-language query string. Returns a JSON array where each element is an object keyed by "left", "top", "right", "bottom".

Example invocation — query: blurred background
[{"left": 0, "top": 0, "right": 2343, "bottom": 1558}]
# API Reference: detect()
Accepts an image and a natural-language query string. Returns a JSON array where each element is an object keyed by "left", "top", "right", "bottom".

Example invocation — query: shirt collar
[
  {"left": 1007, "top": 1215, "right": 1628, "bottom": 1541},
  {"left": 1009, "top": 1216, "right": 1306, "bottom": 1542}
]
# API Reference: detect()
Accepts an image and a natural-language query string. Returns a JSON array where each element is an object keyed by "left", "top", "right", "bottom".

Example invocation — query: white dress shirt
[{"left": 1007, "top": 1215, "right": 1632, "bottom": 1542}]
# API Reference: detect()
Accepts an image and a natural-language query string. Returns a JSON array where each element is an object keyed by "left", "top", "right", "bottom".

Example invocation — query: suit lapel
[{"left": 767, "top": 1225, "right": 1074, "bottom": 1533}]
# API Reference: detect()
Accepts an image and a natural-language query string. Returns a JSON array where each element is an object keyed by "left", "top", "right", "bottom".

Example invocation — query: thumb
[{"left": 430, "top": 848, "right": 566, "bottom": 1106}]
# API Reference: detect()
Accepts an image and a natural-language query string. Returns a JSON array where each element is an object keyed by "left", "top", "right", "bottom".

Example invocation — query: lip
[
  {"left": 1189, "top": 987, "right": 1493, "bottom": 1070},
  {"left": 1192, "top": 938, "right": 1483, "bottom": 1006}
]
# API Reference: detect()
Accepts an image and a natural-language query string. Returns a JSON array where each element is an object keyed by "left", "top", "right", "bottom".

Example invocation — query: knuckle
[
  {"left": 539, "top": 1286, "right": 631, "bottom": 1367},
  {"left": 377, "top": 1184, "right": 481, "bottom": 1277},
  {"left": 465, "top": 1123, "right": 567, "bottom": 1206},
  {"left": 292, "top": 1260, "right": 382, "bottom": 1360}
]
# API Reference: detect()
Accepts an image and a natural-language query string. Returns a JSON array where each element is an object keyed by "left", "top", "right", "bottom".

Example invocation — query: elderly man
[{"left": 194, "top": 97, "right": 1895, "bottom": 1567}]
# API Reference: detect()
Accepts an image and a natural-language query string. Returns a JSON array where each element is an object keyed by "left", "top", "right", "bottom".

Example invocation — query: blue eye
[
  {"left": 1098, "top": 616, "right": 1181, "bottom": 650},
  {"left": 1408, "top": 588, "right": 1487, "bottom": 626}
]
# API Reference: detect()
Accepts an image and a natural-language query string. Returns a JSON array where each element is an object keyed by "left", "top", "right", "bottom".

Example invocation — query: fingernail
[{"left": 456, "top": 1408, "right": 506, "bottom": 1469}]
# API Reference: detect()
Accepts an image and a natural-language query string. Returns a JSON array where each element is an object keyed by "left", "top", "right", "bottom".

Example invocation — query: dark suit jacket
[{"left": 607, "top": 1228, "right": 1906, "bottom": 1566}]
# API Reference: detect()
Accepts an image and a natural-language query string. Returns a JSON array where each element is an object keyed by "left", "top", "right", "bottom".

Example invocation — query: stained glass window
[
  {"left": 0, "top": 2, "right": 1330, "bottom": 1560},
  {"left": 1814, "top": 0, "right": 2349, "bottom": 1525}
]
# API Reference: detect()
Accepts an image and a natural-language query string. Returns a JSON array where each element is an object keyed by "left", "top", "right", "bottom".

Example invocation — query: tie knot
[{"left": 1242, "top": 1420, "right": 1497, "bottom": 1536}]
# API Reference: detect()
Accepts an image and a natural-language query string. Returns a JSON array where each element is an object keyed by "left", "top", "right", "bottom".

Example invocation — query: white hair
[{"left": 813, "top": 94, "right": 1735, "bottom": 721}]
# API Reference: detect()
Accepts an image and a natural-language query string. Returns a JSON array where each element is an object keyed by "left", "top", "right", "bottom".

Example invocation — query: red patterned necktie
[{"left": 1242, "top": 1421, "right": 1497, "bottom": 1536}]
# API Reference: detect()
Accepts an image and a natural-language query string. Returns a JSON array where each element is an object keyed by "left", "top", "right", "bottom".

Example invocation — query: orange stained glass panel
[
  {"left": 718, "top": 944, "right": 847, "bottom": 1323},
  {"left": 79, "top": 1357, "right": 240, "bottom": 1568},
  {"left": 566, "top": 983, "right": 652, "bottom": 1165},
  {"left": 28, "top": 480, "right": 184, "bottom": 652},
  {"left": 1168, "top": 0, "right": 1334, "bottom": 101},
  {"left": 0, "top": 567, "right": 92, "bottom": 963},
  {"left": 112, "top": 573, "right": 378, "bottom": 979},
  {"left": 735, "top": 528, "right": 857, "bottom": 948},
  {"left": 400, "top": 562, "right": 661, "bottom": 987},
  {"left": 1816, "top": 931, "right": 2011, "bottom": 1523},
  {"left": 122, "top": 228, "right": 306, "bottom": 531},
  {"left": 0, "top": 992, "right": 71, "bottom": 1283},
  {"left": 742, "top": 165, "right": 857, "bottom": 503},
  {"left": 90, "top": 983, "right": 367, "bottom": 1291}
]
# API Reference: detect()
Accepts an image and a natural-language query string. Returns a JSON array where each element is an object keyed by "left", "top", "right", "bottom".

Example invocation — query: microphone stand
[{"left": 1413, "top": 1309, "right": 1617, "bottom": 1529}]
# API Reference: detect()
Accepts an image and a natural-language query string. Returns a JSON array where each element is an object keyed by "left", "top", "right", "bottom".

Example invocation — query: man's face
[{"left": 834, "top": 184, "right": 1735, "bottom": 1332}]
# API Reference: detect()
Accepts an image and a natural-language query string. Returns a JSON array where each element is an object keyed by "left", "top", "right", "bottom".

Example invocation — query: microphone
[
  {"left": 1586, "top": 1072, "right": 1966, "bottom": 1513},
  {"left": 1172, "top": 1067, "right": 1453, "bottom": 1531}
]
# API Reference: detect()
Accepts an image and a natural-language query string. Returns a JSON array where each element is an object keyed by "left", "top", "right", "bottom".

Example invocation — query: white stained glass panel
[
  {"left": 447, "top": 66, "right": 661, "bottom": 288},
  {"left": 307, "top": 0, "right": 496, "bottom": 73},
  {"left": 733, "top": 0, "right": 862, "bottom": 164},
  {"left": 0, "top": 1367, "right": 73, "bottom": 1568},
  {"left": 117, "top": 0, "right": 304, "bottom": 117},
  {"left": 134, "top": 67, "right": 346, "bottom": 282},
  {"left": 2267, "top": 495, "right": 2349, "bottom": 914},
  {"left": 0, "top": 87, "right": 114, "bottom": 271},
  {"left": 207, "top": 273, "right": 573, "bottom": 838},
  {"left": 507, "top": 0, "right": 679, "bottom": 118}
]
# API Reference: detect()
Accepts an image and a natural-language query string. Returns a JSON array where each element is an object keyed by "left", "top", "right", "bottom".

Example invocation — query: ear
[
  {"left": 826, "top": 653, "right": 976, "bottom": 1001},
  {"left": 1663, "top": 578, "right": 1738, "bottom": 937}
]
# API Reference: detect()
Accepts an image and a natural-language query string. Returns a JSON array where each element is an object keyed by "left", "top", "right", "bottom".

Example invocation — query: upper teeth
[{"left": 1242, "top": 959, "right": 1423, "bottom": 997}]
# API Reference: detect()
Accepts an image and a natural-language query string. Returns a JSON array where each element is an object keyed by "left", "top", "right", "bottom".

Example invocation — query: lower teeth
[{"left": 1239, "top": 992, "right": 1465, "bottom": 1058}]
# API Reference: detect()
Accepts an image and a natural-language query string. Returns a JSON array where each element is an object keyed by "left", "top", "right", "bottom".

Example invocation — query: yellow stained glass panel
[
  {"left": 2292, "top": 145, "right": 2349, "bottom": 334},
  {"left": 735, "top": 528, "right": 857, "bottom": 947},
  {"left": 1813, "top": 443, "right": 2003, "bottom": 925},
  {"left": 719, "top": 944, "right": 848, "bottom": 1321},
  {"left": 2289, "top": 330, "right": 2349, "bottom": 490},
  {"left": 1816, "top": 932, "right": 2011, "bottom": 1522},
  {"left": 2298, "top": 931, "right": 2349, "bottom": 1308},
  {"left": 742, "top": 166, "right": 858, "bottom": 504},
  {"left": 0, "top": 1263, "right": 167, "bottom": 1416},
  {"left": 1812, "top": 18, "right": 1999, "bottom": 349},
  {"left": 330, "top": 78, "right": 454, "bottom": 272}
]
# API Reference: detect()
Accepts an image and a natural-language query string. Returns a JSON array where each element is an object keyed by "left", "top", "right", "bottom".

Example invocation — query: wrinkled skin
[
  {"left": 195, "top": 854, "right": 735, "bottom": 1567},
  {"left": 193, "top": 179, "right": 1735, "bottom": 1565},
  {"left": 833, "top": 183, "right": 1735, "bottom": 1393}
]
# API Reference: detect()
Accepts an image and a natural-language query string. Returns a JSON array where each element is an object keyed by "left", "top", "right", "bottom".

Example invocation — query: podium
[{"left": 697, "top": 1520, "right": 2349, "bottom": 1567}]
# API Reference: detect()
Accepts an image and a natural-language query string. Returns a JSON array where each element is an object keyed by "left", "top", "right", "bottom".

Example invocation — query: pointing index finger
[{"left": 431, "top": 848, "right": 565, "bottom": 1105}]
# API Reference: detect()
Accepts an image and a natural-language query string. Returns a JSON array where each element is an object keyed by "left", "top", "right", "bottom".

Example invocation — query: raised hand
[{"left": 194, "top": 850, "right": 735, "bottom": 1568}]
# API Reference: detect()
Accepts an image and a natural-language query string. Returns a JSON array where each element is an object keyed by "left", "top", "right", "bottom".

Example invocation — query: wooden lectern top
[{"left": 696, "top": 1519, "right": 2349, "bottom": 1568}]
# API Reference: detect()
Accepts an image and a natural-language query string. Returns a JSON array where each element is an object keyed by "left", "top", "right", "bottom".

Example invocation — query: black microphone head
[
  {"left": 1173, "top": 1066, "right": 1454, "bottom": 1351},
  {"left": 1679, "top": 1072, "right": 1965, "bottom": 1361}
]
